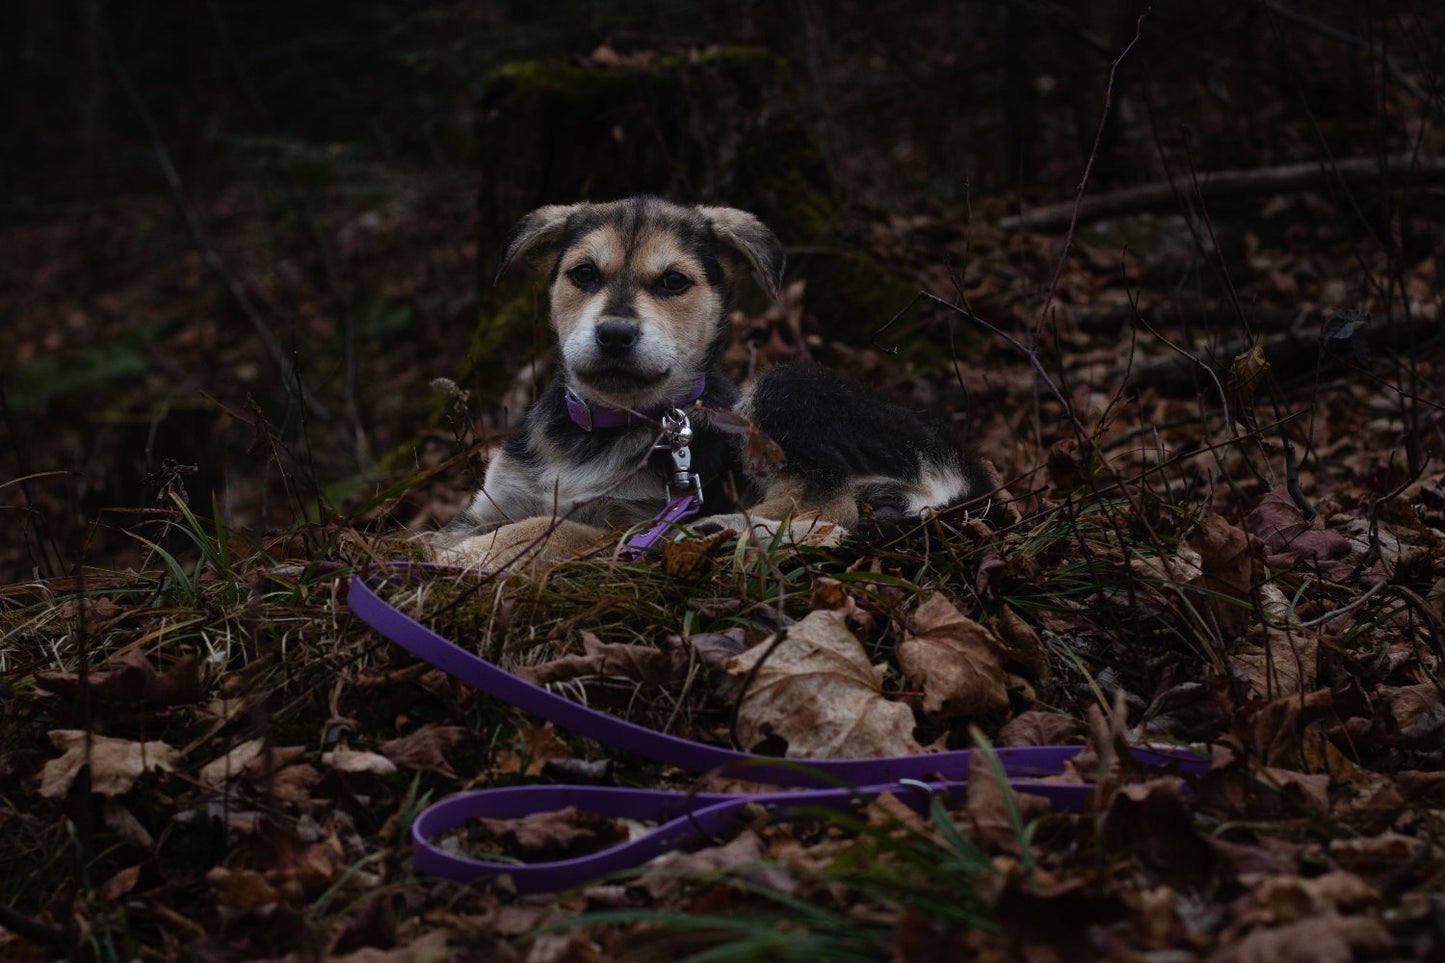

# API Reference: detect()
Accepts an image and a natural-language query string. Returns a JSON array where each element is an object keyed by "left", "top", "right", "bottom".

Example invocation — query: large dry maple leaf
[
  {"left": 727, "top": 608, "right": 924, "bottom": 758},
  {"left": 898, "top": 594, "right": 1010, "bottom": 717}
]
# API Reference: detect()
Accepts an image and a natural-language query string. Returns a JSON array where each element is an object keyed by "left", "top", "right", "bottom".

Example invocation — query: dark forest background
[
  {"left": 10, "top": 1, "right": 1409, "bottom": 210},
  {"left": 3, "top": 0, "right": 1441, "bottom": 579},
  {"left": 5, "top": 5, "right": 1445, "bottom": 960}
]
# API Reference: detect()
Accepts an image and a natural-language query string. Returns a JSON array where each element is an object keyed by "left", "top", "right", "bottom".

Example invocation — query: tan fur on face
[{"left": 551, "top": 222, "right": 728, "bottom": 411}]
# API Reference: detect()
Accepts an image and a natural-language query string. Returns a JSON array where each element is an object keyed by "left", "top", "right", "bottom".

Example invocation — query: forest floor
[{"left": 3, "top": 151, "right": 1445, "bottom": 962}]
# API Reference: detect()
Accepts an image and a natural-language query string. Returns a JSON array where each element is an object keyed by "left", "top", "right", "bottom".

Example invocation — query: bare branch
[{"left": 999, "top": 154, "right": 1445, "bottom": 232}]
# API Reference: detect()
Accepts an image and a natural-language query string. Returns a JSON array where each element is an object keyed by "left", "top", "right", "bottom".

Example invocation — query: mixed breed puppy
[{"left": 433, "top": 196, "right": 996, "bottom": 564}]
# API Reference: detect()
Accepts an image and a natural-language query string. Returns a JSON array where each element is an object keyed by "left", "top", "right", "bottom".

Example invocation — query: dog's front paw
[
  {"left": 767, "top": 513, "right": 849, "bottom": 548},
  {"left": 688, "top": 513, "right": 749, "bottom": 537},
  {"left": 431, "top": 518, "right": 608, "bottom": 572},
  {"left": 689, "top": 512, "right": 848, "bottom": 549}
]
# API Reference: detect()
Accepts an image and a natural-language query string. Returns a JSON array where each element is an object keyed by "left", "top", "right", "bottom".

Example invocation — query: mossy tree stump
[{"left": 464, "top": 47, "right": 919, "bottom": 406}]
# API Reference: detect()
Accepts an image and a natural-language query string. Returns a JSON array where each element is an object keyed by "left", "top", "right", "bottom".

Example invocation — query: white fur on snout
[{"left": 556, "top": 295, "right": 713, "bottom": 410}]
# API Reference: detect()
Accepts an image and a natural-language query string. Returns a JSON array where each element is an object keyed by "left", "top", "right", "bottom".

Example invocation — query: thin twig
[
  {"left": 1295, "top": 579, "right": 1387, "bottom": 628},
  {"left": 100, "top": 28, "right": 329, "bottom": 423},
  {"left": 1032, "top": 9, "right": 1148, "bottom": 346},
  {"left": 204, "top": 0, "right": 370, "bottom": 470},
  {"left": 1264, "top": 1, "right": 1442, "bottom": 117},
  {"left": 0, "top": 375, "right": 67, "bottom": 577}
]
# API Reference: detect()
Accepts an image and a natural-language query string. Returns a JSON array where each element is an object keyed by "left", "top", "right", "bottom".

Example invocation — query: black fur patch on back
[
  {"left": 747, "top": 363, "right": 999, "bottom": 527},
  {"left": 747, "top": 365, "right": 946, "bottom": 491}
]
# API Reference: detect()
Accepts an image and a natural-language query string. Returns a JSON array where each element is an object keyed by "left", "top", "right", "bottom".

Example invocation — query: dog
[{"left": 432, "top": 196, "right": 997, "bottom": 566}]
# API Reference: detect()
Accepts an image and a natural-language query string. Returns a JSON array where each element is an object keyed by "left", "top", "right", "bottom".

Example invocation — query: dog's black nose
[{"left": 595, "top": 320, "right": 639, "bottom": 352}]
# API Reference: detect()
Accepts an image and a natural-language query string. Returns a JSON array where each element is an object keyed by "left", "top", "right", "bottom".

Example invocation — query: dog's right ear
[
  {"left": 496, "top": 204, "right": 577, "bottom": 282},
  {"left": 698, "top": 206, "right": 785, "bottom": 302}
]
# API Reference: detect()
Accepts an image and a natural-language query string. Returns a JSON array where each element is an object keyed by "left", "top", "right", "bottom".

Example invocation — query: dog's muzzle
[{"left": 575, "top": 318, "right": 670, "bottom": 396}]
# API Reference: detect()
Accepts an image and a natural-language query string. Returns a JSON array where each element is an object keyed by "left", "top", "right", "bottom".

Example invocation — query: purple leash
[
  {"left": 618, "top": 406, "right": 705, "bottom": 559},
  {"left": 347, "top": 566, "right": 1210, "bottom": 892},
  {"left": 620, "top": 493, "right": 702, "bottom": 559}
]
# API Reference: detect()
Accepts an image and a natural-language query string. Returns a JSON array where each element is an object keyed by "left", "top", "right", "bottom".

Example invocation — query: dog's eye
[
  {"left": 567, "top": 264, "right": 600, "bottom": 289},
  {"left": 655, "top": 271, "right": 692, "bottom": 295}
]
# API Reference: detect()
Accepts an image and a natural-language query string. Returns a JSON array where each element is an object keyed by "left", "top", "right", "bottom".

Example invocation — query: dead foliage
[{"left": 5, "top": 20, "right": 1445, "bottom": 963}]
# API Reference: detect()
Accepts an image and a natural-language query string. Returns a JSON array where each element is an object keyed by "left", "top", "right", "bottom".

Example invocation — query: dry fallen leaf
[
  {"left": 320, "top": 748, "right": 397, "bottom": 775},
  {"left": 379, "top": 724, "right": 468, "bottom": 776},
  {"left": 1208, "top": 912, "right": 1391, "bottom": 963},
  {"left": 521, "top": 631, "right": 681, "bottom": 689},
  {"left": 898, "top": 594, "right": 1009, "bottom": 717},
  {"left": 1379, "top": 684, "right": 1445, "bottom": 747},
  {"left": 274, "top": 767, "right": 326, "bottom": 807},
  {"left": 36, "top": 650, "right": 205, "bottom": 709},
  {"left": 477, "top": 806, "right": 628, "bottom": 862},
  {"left": 1103, "top": 778, "right": 1213, "bottom": 882},
  {"left": 1242, "top": 870, "right": 1380, "bottom": 923},
  {"left": 1192, "top": 515, "right": 1256, "bottom": 642},
  {"left": 199, "top": 737, "right": 268, "bottom": 788},
  {"left": 989, "top": 604, "right": 1050, "bottom": 679},
  {"left": 490, "top": 722, "right": 573, "bottom": 779},
  {"left": 326, "top": 929, "right": 454, "bottom": 963},
  {"left": 1046, "top": 436, "right": 1088, "bottom": 492},
  {"left": 661, "top": 527, "right": 732, "bottom": 577},
  {"left": 1232, "top": 627, "right": 1319, "bottom": 700},
  {"left": 962, "top": 747, "right": 1049, "bottom": 853},
  {"left": 641, "top": 830, "right": 796, "bottom": 901},
  {"left": 1226, "top": 343, "right": 1269, "bottom": 432},
  {"left": 40, "top": 730, "right": 179, "bottom": 798},
  {"left": 1327, "top": 832, "right": 1429, "bottom": 874},
  {"left": 206, "top": 866, "right": 282, "bottom": 911},
  {"left": 1243, "top": 487, "right": 1351, "bottom": 569},
  {"left": 55, "top": 596, "right": 126, "bottom": 634},
  {"left": 706, "top": 405, "right": 786, "bottom": 476},
  {"left": 997, "top": 710, "right": 1083, "bottom": 747},
  {"left": 727, "top": 608, "right": 924, "bottom": 758},
  {"left": 1241, "top": 687, "right": 1336, "bottom": 769},
  {"left": 103, "top": 798, "right": 155, "bottom": 848},
  {"left": 809, "top": 576, "right": 852, "bottom": 611},
  {"left": 100, "top": 863, "right": 144, "bottom": 902},
  {"left": 1127, "top": 885, "right": 1180, "bottom": 950},
  {"left": 1263, "top": 766, "right": 1332, "bottom": 812},
  {"left": 1129, "top": 544, "right": 1204, "bottom": 583}
]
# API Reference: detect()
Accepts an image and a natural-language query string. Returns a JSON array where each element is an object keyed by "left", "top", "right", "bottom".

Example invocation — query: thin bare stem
[{"left": 1032, "top": 11, "right": 1148, "bottom": 349}]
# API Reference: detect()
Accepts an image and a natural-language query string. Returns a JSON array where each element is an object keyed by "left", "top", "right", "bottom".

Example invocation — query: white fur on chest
[{"left": 534, "top": 433, "right": 668, "bottom": 527}]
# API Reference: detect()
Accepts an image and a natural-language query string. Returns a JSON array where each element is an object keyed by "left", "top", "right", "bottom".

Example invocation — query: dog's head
[{"left": 498, "top": 196, "right": 784, "bottom": 409}]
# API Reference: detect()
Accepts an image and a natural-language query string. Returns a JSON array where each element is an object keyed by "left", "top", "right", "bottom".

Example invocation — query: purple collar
[{"left": 565, "top": 377, "right": 707, "bottom": 430}]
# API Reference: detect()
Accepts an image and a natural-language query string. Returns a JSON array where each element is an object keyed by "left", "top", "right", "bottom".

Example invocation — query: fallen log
[
  {"left": 999, "top": 155, "right": 1445, "bottom": 232},
  {"left": 1125, "top": 313, "right": 1444, "bottom": 399}
]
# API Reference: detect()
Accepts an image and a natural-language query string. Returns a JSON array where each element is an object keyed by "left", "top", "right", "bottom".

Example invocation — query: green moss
[
  {"left": 476, "top": 47, "right": 832, "bottom": 243},
  {"left": 463, "top": 282, "right": 553, "bottom": 407},
  {"left": 3, "top": 318, "right": 177, "bottom": 413},
  {"left": 792, "top": 251, "right": 925, "bottom": 351}
]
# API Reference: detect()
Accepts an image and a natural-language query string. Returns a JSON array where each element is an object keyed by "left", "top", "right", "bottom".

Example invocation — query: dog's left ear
[
  {"left": 496, "top": 204, "right": 578, "bottom": 282},
  {"left": 699, "top": 206, "right": 785, "bottom": 301}
]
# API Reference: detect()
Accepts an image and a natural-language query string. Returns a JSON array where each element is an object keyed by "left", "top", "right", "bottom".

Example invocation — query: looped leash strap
[
  {"left": 411, "top": 778, "right": 1095, "bottom": 893},
  {"left": 348, "top": 565, "right": 1209, "bottom": 891}
]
